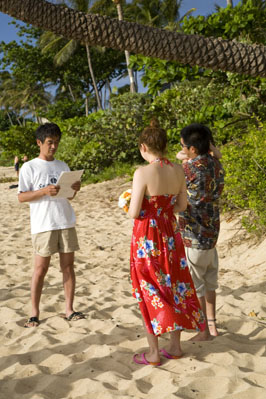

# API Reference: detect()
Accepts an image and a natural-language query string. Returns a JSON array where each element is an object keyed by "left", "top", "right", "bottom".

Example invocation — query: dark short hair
[
  {"left": 139, "top": 118, "right": 167, "bottom": 154},
  {"left": 35, "top": 123, "right": 62, "bottom": 143},
  {"left": 180, "top": 123, "right": 211, "bottom": 155}
]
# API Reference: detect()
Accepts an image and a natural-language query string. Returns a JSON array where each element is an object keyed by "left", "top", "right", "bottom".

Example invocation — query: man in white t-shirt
[{"left": 19, "top": 123, "right": 85, "bottom": 327}]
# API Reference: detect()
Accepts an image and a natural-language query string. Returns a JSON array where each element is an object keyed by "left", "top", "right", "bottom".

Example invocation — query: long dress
[{"left": 130, "top": 194, "right": 206, "bottom": 336}]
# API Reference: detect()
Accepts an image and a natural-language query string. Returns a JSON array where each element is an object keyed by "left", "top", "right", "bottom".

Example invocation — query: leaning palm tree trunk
[{"left": 1, "top": 0, "right": 266, "bottom": 77}]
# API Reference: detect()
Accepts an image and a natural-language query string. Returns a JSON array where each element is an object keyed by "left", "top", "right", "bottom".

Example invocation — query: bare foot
[
  {"left": 189, "top": 330, "right": 213, "bottom": 342},
  {"left": 208, "top": 319, "right": 219, "bottom": 336}
]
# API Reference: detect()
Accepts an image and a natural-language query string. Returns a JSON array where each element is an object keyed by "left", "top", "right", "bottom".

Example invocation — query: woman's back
[
  {"left": 129, "top": 159, "right": 187, "bottom": 219},
  {"left": 141, "top": 161, "right": 185, "bottom": 197}
]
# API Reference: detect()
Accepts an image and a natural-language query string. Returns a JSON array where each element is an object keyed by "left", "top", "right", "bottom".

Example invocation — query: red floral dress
[{"left": 130, "top": 194, "right": 206, "bottom": 336}]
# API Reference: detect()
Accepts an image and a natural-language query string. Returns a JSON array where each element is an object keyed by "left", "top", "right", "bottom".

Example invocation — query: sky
[{"left": 0, "top": 0, "right": 241, "bottom": 44}]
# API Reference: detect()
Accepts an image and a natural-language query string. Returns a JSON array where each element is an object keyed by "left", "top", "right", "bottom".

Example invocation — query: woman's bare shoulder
[
  {"left": 135, "top": 164, "right": 147, "bottom": 172},
  {"left": 173, "top": 163, "right": 184, "bottom": 173},
  {"left": 133, "top": 164, "right": 148, "bottom": 178}
]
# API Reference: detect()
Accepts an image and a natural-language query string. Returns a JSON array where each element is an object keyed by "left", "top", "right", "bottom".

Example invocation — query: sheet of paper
[{"left": 55, "top": 170, "right": 84, "bottom": 198}]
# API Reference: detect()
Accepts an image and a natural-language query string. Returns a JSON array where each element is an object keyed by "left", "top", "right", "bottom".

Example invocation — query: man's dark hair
[
  {"left": 35, "top": 123, "right": 62, "bottom": 143},
  {"left": 180, "top": 123, "right": 211, "bottom": 155}
]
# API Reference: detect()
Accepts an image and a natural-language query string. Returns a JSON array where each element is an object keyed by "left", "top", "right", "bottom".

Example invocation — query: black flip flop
[
  {"left": 65, "top": 311, "right": 86, "bottom": 321},
  {"left": 24, "top": 316, "right": 40, "bottom": 328}
]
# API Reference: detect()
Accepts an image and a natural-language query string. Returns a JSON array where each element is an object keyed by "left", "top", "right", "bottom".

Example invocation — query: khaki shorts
[
  {"left": 32, "top": 228, "right": 79, "bottom": 257},
  {"left": 185, "top": 247, "right": 218, "bottom": 297}
]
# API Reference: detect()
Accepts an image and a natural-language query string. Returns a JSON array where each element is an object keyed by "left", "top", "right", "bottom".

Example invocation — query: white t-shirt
[{"left": 19, "top": 158, "right": 76, "bottom": 235}]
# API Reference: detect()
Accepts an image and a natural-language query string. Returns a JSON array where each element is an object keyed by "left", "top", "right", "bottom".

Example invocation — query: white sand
[
  {"left": 0, "top": 171, "right": 265, "bottom": 399},
  {"left": 0, "top": 166, "right": 16, "bottom": 179}
]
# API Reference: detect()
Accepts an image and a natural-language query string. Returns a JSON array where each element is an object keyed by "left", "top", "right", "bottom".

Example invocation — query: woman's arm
[
  {"left": 173, "top": 168, "right": 187, "bottom": 213},
  {"left": 209, "top": 143, "right": 222, "bottom": 159},
  {"left": 128, "top": 168, "right": 146, "bottom": 219}
]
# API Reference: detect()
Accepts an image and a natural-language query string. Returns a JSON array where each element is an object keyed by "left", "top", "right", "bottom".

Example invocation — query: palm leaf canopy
[
  {"left": 0, "top": 0, "right": 266, "bottom": 77},
  {"left": 40, "top": 31, "right": 79, "bottom": 66}
]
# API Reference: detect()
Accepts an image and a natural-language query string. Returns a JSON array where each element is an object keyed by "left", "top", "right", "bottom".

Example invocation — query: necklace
[
  {"left": 149, "top": 157, "right": 173, "bottom": 167},
  {"left": 149, "top": 158, "right": 161, "bottom": 164}
]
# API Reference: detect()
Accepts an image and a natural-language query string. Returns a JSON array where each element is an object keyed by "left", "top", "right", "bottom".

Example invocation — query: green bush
[
  {"left": 0, "top": 123, "right": 39, "bottom": 161},
  {"left": 149, "top": 78, "right": 266, "bottom": 146},
  {"left": 221, "top": 122, "right": 266, "bottom": 235},
  {"left": 55, "top": 93, "right": 151, "bottom": 173}
]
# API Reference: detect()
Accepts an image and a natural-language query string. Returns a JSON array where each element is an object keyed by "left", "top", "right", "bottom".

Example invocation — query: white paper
[{"left": 55, "top": 170, "right": 84, "bottom": 198}]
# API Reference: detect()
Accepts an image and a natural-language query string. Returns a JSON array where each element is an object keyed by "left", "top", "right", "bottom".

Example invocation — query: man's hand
[
  {"left": 45, "top": 185, "right": 60, "bottom": 196},
  {"left": 18, "top": 184, "right": 60, "bottom": 203},
  {"left": 71, "top": 181, "right": 81, "bottom": 192},
  {"left": 176, "top": 150, "right": 189, "bottom": 162},
  {"left": 67, "top": 181, "right": 81, "bottom": 200}
]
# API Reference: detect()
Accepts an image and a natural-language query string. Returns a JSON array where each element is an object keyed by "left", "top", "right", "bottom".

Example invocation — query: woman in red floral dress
[{"left": 129, "top": 119, "right": 206, "bottom": 366}]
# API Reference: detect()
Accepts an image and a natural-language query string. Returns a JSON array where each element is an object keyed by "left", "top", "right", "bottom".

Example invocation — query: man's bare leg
[
  {"left": 190, "top": 295, "right": 212, "bottom": 341},
  {"left": 206, "top": 290, "right": 218, "bottom": 336},
  {"left": 60, "top": 252, "right": 75, "bottom": 318},
  {"left": 25, "top": 255, "right": 50, "bottom": 327}
]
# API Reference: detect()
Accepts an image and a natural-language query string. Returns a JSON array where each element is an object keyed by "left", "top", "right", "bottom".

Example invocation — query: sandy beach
[{"left": 0, "top": 170, "right": 265, "bottom": 399}]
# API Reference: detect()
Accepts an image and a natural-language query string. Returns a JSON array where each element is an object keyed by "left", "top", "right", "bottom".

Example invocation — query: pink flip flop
[
  {"left": 160, "top": 348, "right": 183, "bottom": 359},
  {"left": 133, "top": 353, "right": 161, "bottom": 367}
]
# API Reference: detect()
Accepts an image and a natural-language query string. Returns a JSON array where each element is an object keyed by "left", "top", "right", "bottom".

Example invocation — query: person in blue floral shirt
[{"left": 178, "top": 123, "right": 224, "bottom": 340}]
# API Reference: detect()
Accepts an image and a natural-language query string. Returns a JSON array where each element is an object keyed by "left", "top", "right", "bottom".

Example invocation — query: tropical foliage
[
  {"left": 221, "top": 122, "right": 266, "bottom": 235},
  {"left": 0, "top": 1, "right": 266, "bottom": 234}
]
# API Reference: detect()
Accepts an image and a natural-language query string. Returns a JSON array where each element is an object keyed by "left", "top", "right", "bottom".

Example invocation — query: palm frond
[
  {"left": 179, "top": 8, "right": 196, "bottom": 22},
  {"left": 41, "top": 35, "right": 65, "bottom": 54},
  {"left": 53, "top": 39, "right": 78, "bottom": 66}
]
